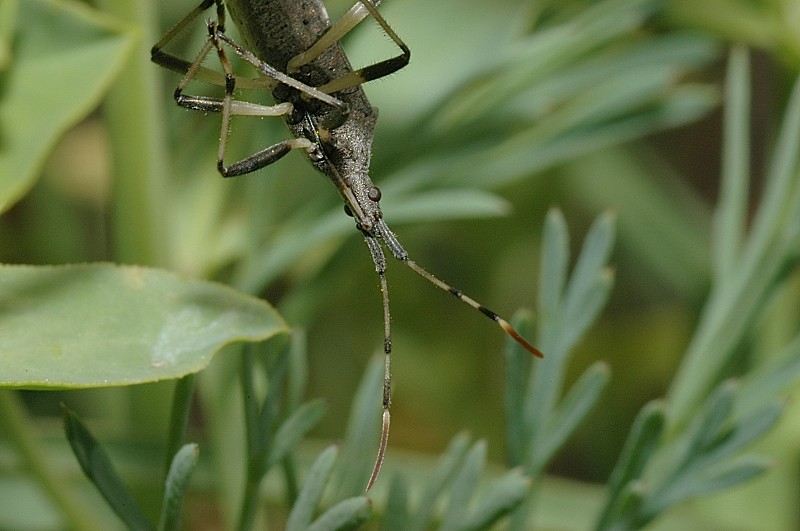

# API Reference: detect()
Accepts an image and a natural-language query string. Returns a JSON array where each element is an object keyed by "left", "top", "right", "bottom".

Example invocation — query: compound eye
[
  {"left": 344, "top": 204, "right": 354, "bottom": 217},
  {"left": 368, "top": 186, "right": 382, "bottom": 202}
]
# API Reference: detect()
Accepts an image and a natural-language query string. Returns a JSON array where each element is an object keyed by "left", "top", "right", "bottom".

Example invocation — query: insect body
[{"left": 152, "top": 0, "right": 542, "bottom": 492}]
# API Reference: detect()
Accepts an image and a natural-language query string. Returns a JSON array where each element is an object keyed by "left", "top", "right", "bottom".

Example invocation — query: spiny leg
[
  {"left": 151, "top": 0, "right": 220, "bottom": 75},
  {"left": 287, "top": 0, "right": 380, "bottom": 71},
  {"left": 152, "top": 1, "right": 307, "bottom": 175},
  {"left": 152, "top": 2, "right": 347, "bottom": 177},
  {"left": 151, "top": 0, "right": 271, "bottom": 90},
  {"left": 167, "top": 23, "right": 284, "bottom": 115},
  {"left": 363, "top": 233, "right": 393, "bottom": 493},
  {"left": 287, "top": 0, "right": 411, "bottom": 95},
  {"left": 200, "top": 20, "right": 315, "bottom": 176},
  {"left": 213, "top": 31, "right": 346, "bottom": 111}
]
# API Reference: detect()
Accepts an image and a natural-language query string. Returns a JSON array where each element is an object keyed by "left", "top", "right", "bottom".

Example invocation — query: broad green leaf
[
  {"left": 63, "top": 406, "right": 152, "bottom": 531},
  {"left": 158, "top": 443, "right": 199, "bottom": 531},
  {"left": 0, "top": 0, "right": 135, "bottom": 212},
  {"left": 0, "top": 263, "right": 287, "bottom": 388}
]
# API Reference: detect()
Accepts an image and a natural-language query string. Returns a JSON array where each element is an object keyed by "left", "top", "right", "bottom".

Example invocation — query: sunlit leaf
[{"left": 0, "top": 263, "right": 287, "bottom": 388}]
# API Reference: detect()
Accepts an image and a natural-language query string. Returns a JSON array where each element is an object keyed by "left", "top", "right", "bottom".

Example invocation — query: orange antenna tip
[{"left": 498, "top": 318, "right": 544, "bottom": 358}]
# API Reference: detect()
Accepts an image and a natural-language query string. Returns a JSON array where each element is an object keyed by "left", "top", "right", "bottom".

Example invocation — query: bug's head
[{"left": 342, "top": 177, "right": 384, "bottom": 235}]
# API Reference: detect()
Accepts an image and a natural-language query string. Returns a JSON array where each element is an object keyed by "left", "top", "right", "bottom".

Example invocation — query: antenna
[{"left": 364, "top": 218, "right": 542, "bottom": 491}]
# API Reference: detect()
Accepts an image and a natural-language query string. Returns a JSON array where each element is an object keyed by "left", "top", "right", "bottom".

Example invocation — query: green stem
[
  {"left": 95, "top": 0, "right": 168, "bottom": 266},
  {"left": 237, "top": 347, "right": 267, "bottom": 531},
  {"left": 238, "top": 474, "right": 261, "bottom": 531},
  {"left": 282, "top": 455, "right": 299, "bottom": 507},
  {"left": 163, "top": 375, "right": 197, "bottom": 476},
  {"left": 0, "top": 391, "right": 100, "bottom": 531}
]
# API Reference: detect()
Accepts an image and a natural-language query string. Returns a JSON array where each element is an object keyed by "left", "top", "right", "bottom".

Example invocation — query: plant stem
[
  {"left": 238, "top": 474, "right": 261, "bottom": 531},
  {"left": 95, "top": 0, "right": 168, "bottom": 266},
  {"left": 0, "top": 391, "right": 100, "bottom": 531},
  {"left": 164, "top": 375, "right": 197, "bottom": 476}
]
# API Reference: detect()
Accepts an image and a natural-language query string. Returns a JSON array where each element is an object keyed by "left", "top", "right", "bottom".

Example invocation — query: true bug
[{"left": 152, "top": 0, "right": 543, "bottom": 492}]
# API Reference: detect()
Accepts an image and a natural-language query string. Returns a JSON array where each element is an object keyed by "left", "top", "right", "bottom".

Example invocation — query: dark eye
[
  {"left": 368, "top": 186, "right": 381, "bottom": 202},
  {"left": 344, "top": 204, "right": 354, "bottom": 217}
]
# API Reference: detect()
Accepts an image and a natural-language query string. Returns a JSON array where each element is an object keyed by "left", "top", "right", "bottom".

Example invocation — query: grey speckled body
[{"left": 226, "top": 0, "right": 382, "bottom": 233}]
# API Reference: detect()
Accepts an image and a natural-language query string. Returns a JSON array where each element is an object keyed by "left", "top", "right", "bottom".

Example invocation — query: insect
[{"left": 152, "top": 0, "right": 543, "bottom": 492}]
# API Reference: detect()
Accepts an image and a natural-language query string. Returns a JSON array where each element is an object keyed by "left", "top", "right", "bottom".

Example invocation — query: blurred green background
[{"left": 3, "top": 0, "right": 800, "bottom": 528}]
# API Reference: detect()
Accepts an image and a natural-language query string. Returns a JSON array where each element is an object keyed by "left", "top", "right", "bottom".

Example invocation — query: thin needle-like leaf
[
  {"left": 268, "top": 400, "right": 327, "bottom": 468},
  {"left": 158, "top": 443, "right": 199, "bottom": 531},
  {"left": 459, "top": 471, "right": 531, "bottom": 531},
  {"left": 63, "top": 407, "right": 152, "bottom": 531},
  {"left": 712, "top": 46, "right": 750, "bottom": 284},
  {"left": 441, "top": 440, "right": 486, "bottom": 531},
  {"left": 539, "top": 362, "right": 610, "bottom": 466},
  {"left": 286, "top": 445, "right": 339, "bottom": 531},
  {"left": 407, "top": 433, "right": 471, "bottom": 531},
  {"left": 307, "top": 497, "right": 372, "bottom": 531}
]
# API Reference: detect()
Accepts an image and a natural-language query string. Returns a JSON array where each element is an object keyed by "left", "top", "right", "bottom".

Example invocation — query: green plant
[
  {"left": 3, "top": 0, "right": 800, "bottom": 529},
  {"left": 595, "top": 45, "right": 800, "bottom": 530}
]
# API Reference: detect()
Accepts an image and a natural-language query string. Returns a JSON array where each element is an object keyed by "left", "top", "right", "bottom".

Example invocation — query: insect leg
[
  {"left": 153, "top": 12, "right": 320, "bottom": 177},
  {"left": 166, "top": 25, "right": 284, "bottom": 117},
  {"left": 362, "top": 233, "right": 393, "bottom": 492},
  {"left": 151, "top": 0, "right": 272, "bottom": 91},
  {"left": 213, "top": 31, "right": 347, "bottom": 112},
  {"left": 376, "top": 219, "right": 544, "bottom": 358},
  {"left": 287, "top": 0, "right": 411, "bottom": 95},
  {"left": 151, "top": 0, "right": 219, "bottom": 76},
  {"left": 194, "top": 21, "right": 315, "bottom": 177}
]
